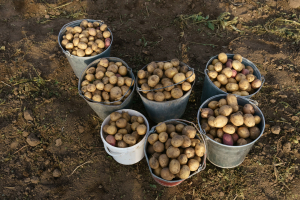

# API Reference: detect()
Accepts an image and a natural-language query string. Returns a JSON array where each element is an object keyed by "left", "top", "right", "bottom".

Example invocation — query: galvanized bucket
[
  {"left": 197, "top": 94, "right": 265, "bottom": 168},
  {"left": 200, "top": 54, "right": 265, "bottom": 103},
  {"left": 144, "top": 119, "right": 207, "bottom": 187},
  {"left": 78, "top": 57, "right": 135, "bottom": 120},
  {"left": 136, "top": 62, "right": 195, "bottom": 123},
  {"left": 58, "top": 19, "right": 113, "bottom": 78}
]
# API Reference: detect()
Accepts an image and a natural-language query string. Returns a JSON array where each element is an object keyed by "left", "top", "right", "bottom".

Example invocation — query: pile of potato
[
  {"left": 61, "top": 20, "right": 111, "bottom": 57},
  {"left": 207, "top": 53, "right": 262, "bottom": 96},
  {"left": 147, "top": 122, "right": 205, "bottom": 181},
  {"left": 200, "top": 94, "right": 261, "bottom": 146},
  {"left": 137, "top": 59, "right": 195, "bottom": 102},
  {"left": 104, "top": 111, "right": 147, "bottom": 147},
  {"left": 80, "top": 58, "right": 134, "bottom": 104}
]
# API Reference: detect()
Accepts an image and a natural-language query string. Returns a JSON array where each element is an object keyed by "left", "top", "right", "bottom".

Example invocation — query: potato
[
  {"left": 188, "top": 159, "right": 200, "bottom": 171},
  {"left": 114, "top": 133, "right": 123, "bottom": 141},
  {"left": 208, "top": 101, "right": 219, "bottom": 110},
  {"left": 154, "top": 92, "right": 165, "bottom": 102},
  {"left": 233, "top": 54, "right": 242, "bottom": 62},
  {"left": 213, "top": 81, "right": 221, "bottom": 88},
  {"left": 109, "top": 87, "right": 122, "bottom": 101},
  {"left": 148, "top": 133, "right": 159, "bottom": 145},
  {"left": 253, "top": 116, "right": 261, "bottom": 125},
  {"left": 237, "top": 126, "right": 250, "bottom": 138},
  {"left": 78, "top": 42, "right": 88, "bottom": 50},
  {"left": 186, "top": 71, "right": 195, "bottom": 83},
  {"left": 195, "top": 143, "right": 205, "bottom": 157},
  {"left": 242, "top": 104, "right": 254, "bottom": 115},
  {"left": 235, "top": 73, "right": 246, "bottom": 82},
  {"left": 207, "top": 116, "right": 215, "bottom": 128},
  {"left": 214, "top": 62, "right": 223, "bottom": 72},
  {"left": 222, "top": 133, "right": 234, "bottom": 146},
  {"left": 201, "top": 108, "right": 214, "bottom": 118},
  {"left": 201, "top": 122, "right": 210, "bottom": 132},
  {"left": 238, "top": 79, "right": 250, "bottom": 91},
  {"left": 170, "top": 132, "right": 178, "bottom": 138},
  {"left": 153, "top": 141, "right": 165, "bottom": 153},
  {"left": 249, "top": 126, "right": 260, "bottom": 140},
  {"left": 136, "top": 124, "right": 146, "bottom": 135},
  {"left": 165, "top": 68, "right": 178, "bottom": 79},
  {"left": 115, "top": 118, "right": 126, "bottom": 129},
  {"left": 214, "top": 115, "right": 228, "bottom": 128},
  {"left": 161, "top": 168, "right": 175, "bottom": 180},
  {"left": 118, "top": 128, "right": 128, "bottom": 135},
  {"left": 217, "top": 74, "right": 228, "bottom": 85},
  {"left": 227, "top": 94, "right": 238, "bottom": 107},
  {"left": 131, "top": 122, "right": 140, "bottom": 131},
  {"left": 226, "top": 83, "right": 239, "bottom": 92},
  {"left": 163, "top": 139, "right": 171, "bottom": 150},
  {"left": 228, "top": 78, "right": 237, "bottom": 83},
  {"left": 81, "top": 80, "right": 90, "bottom": 87},
  {"left": 170, "top": 135, "right": 183, "bottom": 148},
  {"left": 251, "top": 79, "right": 262, "bottom": 89},
  {"left": 212, "top": 59, "right": 219, "bottom": 65},
  {"left": 141, "top": 83, "right": 151, "bottom": 94},
  {"left": 65, "top": 42, "right": 74, "bottom": 50},
  {"left": 146, "top": 92, "right": 154, "bottom": 100},
  {"left": 123, "top": 134, "right": 136, "bottom": 145},
  {"left": 237, "top": 138, "right": 247, "bottom": 146},
  {"left": 148, "top": 75, "right": 160, "bottom": 88},
  {"left": 149, "top": 156, "right": 160, "bottom": 169},
  {"left": 107, "top": 64, "right": 118, "bottom": 74},
  {"left": 61, "top": 39, "right": 69, "bottom": 47},
  {"left": 162, "top": 62, "right": 172, "bottom": 71},
  {"left": 147, "top": 145, "right": 155, "bottom": 155},
  {"left": 184, "top": 147, "right": 195, "bottom": 158},
  {"left": 176, "top": 154, "right": 188, "bottom": 167},
  {"left": 106, "top": 135, "right": 116, "bottom": 146},
  {"left": 87, "top": 84, "right": 96, "bottom": 92},
  {"left": 81, "top": 86, "right": 87, "bottom": 93},
  {"left": 244, "top": 114, "right": 255, "bottom": 127},
  {"left": 219, "top": 105, "right": 233, "bottom": 117},
  {"left": 216, "top": 128, "right": 224, "bottom": 139},
  {"left": 240, "top": 91, "right": 249, "bottom": 96},
  {"left": 125, "top": 77, "right": 134, "bottom": 87},
  {"left": 85, "top": 73, "right": 95, "bottom": 82},
  {"left": 217, "top": 99, "right": 226, "bottom": 108},
  {"left": 208, "top": 71, "right": 218, "bottom": 79},
  {"left": 84, "top": 92, "right": 92, "bottom": 99},
  {"left": 169, "top": 159, "right": 181, "bottom": 174},
  {"left": 170, "top": 88, "right": 183, "bottom": 99},
  {"left": 182, "top": 126, "right": 197, "bottom": 139},
  {"left": 174, "top": 124, "right": 184, "bottom": 133},
  {"left": 131, "top": 131, "right": 139, "bottom": 141},
  {"left": 156, "top": 132, "right": 167, "bottom": 143},
  {"left": 155, "top": 122, "right": 167, "bottom": 134},
  {"left": 222, "top": 125, "right": 235, "bottom": 134},
  {"left": 230, "top": 112, "right": 243, "bottom": 126},
  {"left": 181, "top": 135, "right": 191, "bottom": 148},
  {"left": 102, "top": 91, "right": 109, "bottom": 100},
  {"left": 106, "top": 125, "right": 117, "bottom": 135},
  {"left": 158, "top": 154, "right": 169, "bottom": 168},
  {"left": 190, "top": 139, "right": 200, "bottom": 147},
  {"left": 232, "top": 60, "right": 243, "bottom": 72},
  {"left": 222, "top": 67, "right": 233, "bottom": 78},
  {"left": 209, "top": 128, "right": 217, "bottom": 138},
  {"left": 164, "top": 124, "right": 175, "bottom": 134},
  {"left": 166, "top": 146, "right": 180, "bottom": 158},
  {"left": 137, "top": 70, "right": 146, "bottom": 79},
  {"left": 154, "top": 84, "right": 163, "bottom": 92},
  {"left": 92, "top": 94, "right": 101, "bottom": 102},
  {"left": 218, "top": 53, "right": 228, "bottom": 64}
]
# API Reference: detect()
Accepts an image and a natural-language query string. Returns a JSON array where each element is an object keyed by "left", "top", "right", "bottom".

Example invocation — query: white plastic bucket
[{"left": 100, "top": 109, "right": 149, "bottom": 165}]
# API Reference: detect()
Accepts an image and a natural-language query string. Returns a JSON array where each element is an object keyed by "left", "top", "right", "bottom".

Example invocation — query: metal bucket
[
  {"left": 78, "top": 57, "right": 135, "bottom": 120},
  {"left": 200, "top": 54, "right": 265, "bottom": 103},
  {"left": 58, "top": 19, "right": 113, "bottom": 78},
  {"left": 197, "top": 94, "right": 265, "bottom": 168},
  {"left": 144, "top": 119, "right": 207, "bottom": 187},
  {"left": 136, "top": 62, "right": 195, "bottom": 123}
]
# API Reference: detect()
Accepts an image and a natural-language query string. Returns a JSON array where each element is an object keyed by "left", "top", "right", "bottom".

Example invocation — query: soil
[{"left": 0, "top": 0, "right": 300, "bottom": 199}]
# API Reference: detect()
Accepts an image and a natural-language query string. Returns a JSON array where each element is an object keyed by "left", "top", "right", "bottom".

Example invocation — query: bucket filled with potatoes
[
  {"left": 201, "top": 53, "right": 264, "bottom": 103},
  {"left": 78, "top": 57, "right": 135, "bottom": 120},
  {"left": 100, "top": 109, "right": 149, "bottom": 165},
  {"left": 58, "top": 19, "right": 113, "bottom": 77},
  {"left": 136, "top": 59, "right": 196, "bottom": 123},
  {"left": 197, "top": 94, "right": 265, "bottom": 168},
  {"left": 144, "top": 120, "right": 206, "bottom": 187}
]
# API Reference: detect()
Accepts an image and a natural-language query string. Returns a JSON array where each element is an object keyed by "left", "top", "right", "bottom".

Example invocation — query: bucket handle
[{"left": 104, "top": 145, "right": 126, "bottom": 157}]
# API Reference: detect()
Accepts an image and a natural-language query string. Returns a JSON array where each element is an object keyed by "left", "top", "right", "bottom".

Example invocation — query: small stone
[
  {"left": 24, "top": 110, "right": 34, "bottom": 121},
  {"left": 271, "top": 126, "right": 281, "bottom": 135},
  {"left": 22, "top": 131, "right": 29, "bottom": 137},
  {"left": 135, "top": 40, "right": 141, "bottom": 46},
  {"left": 279, "top": 95, "right": 287, "bottom": 98},
  {"left": 289, "top": 0, "right": 300, "bottom": 8},
  {"left": 31, "top": 176, "right": 39, "bottom": 184},
  {"left": 265, "top": 124, "right": 270, "bottom": 129},
  {"left": 45, "top": 14, "right": 50, "bottom": 19},
  {"left": 24, "top": 178, "right": 31, "bottom": 183},
  {"left": 278, "top": 66, "right": 283, "bottom": 70},
  {"left": 10, "top": 141, "right": 19, "bottom": 149},
  {"left": 49, "top": 54, "right": 56, "bottom": 59},
  {"left": 219, "top": 192, "right": 224, "bottom": 197},
  {"left": 78, "top": 126, "right": 84, "bottom": 134},
  {"left": 26, "top": 133, "right": 40, "bottom": 147},
  {"left": 44, "top": 160, "right": 50, "bottom": 166},
  {"left": 270, "top": 99, "right": 276, "bottom": 103},
  {"left": 53, "top": 169, "right": 61, "bottom": 177},
  {"left": 291, "top": 116, "right": 299, "bottom": 121},
  {"left": 55, "top": 139, "right": 62, "bottom": 147},
  {"left": 283, "top": 142, "right": 291, "bottom": 153},
  {"left": 130, "top": 14, "right": 133, "bottom": 18}
]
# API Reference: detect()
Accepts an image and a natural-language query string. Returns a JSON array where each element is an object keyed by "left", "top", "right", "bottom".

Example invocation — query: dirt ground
[{"left": 0, "top": 0, "right": 300, "bottom": 199}]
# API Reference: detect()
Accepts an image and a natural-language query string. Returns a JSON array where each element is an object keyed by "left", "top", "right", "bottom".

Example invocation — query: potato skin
[
  {"left": 244, "top": 114, "right": 255, "bottom": 127},
  {"left": 159, "top": 154, "right": 169, "bottom": 168},
  {"left": 169, "top": 159, "right": 181, "bottom": 174},
  {"left": 201, "top": 108, "right": 214, "bottom": 118},
  {"left": 181, "top": 135, "right": 191, "bottom": 148},
  {"left": 195, "top": 143, "right": 205, "bottom": 157},
  {"left": 237, "top": 126, "right": 250, "bottom": 138},
  {"left": 123, "top": 134, "right": 136, "bottom": 145},
  {"left": 182, "top": 126, "right": 197, "bottom": 138},
  {"left": 230, "top": 112, "right": 244, "bottom": 126},
  {"left": 148, "top": 133, "right": 159, "bottom": 145},
  {"left": 149, "top": 157, "right": 160, "bottom": 169},
  {"left": 184, "top": 147, "right": 195, "bottom": 158},
  {"left": 219, "top": 105, "right": 233, "bottom": 117},
  {"left": 214, "top": 115, "right": 228, "bottom": 128},
  {"left": 166, "top": 146, "right": 180, "bottom": 158},
  {"left": 158, "top": 132, "right": 168, "bottom": 143},
  {"left": 153, "top": 141, "right": 165, "bottom": 153},
  {"left": 177, "top": 154, "right": 188, "bottom": 165},
  {"left": 161, "top": 168, "right": 175, "bottom": 180},
  {"left": 178, "top": 165, "right": 190, "bottom": 179},
  {"left": 188, "top": 159, "right": 200, "bottom": 171},
  {"left": 223, "top": 133, "right": 233, "bottom": 145}
]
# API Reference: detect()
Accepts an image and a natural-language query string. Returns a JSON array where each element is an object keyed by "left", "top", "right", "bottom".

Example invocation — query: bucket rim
[
  {"left": 204, "top": 53, "right": 265, "bottom": 98},
  {"left": 144, "top": 119, "right": 207, "bottom": 183},
  {"left": 58, "top": 19, "right": 113, "bottom": 59},
  {"left": 197, "top": 93, "right": 265, "bottom": 148},
  {"left": 100, "top": 109, "right": 150, "bottom": 150},
  {"left": 78, "top": 57, "right": 135, "bottom": 106},
  {"left": 135, "top": 60, "right": 195, "bottom": 104}
]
